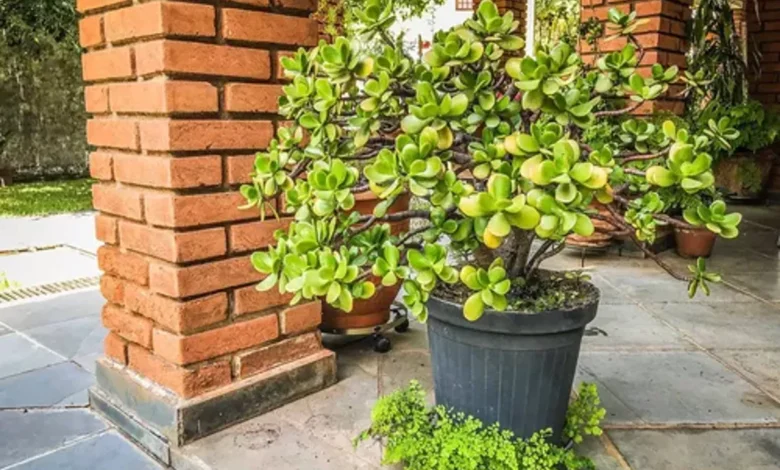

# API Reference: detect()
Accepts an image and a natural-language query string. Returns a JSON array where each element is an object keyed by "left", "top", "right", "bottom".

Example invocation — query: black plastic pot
[{"left": 426, "top": 291, "right": 599, "bottom": 443}]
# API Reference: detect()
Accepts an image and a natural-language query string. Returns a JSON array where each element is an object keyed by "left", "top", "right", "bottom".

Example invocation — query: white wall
[{"left": 391, "top": 0, "right": 535, "bottom": 59}]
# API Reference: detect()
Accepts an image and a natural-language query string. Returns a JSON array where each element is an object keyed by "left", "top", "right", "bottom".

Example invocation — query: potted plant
[
  {"left": 241, "top": 0, "right": 737, "bottom": 442},
  {"left": 702, "top": 101, "right": 779, "bottom": 201}
]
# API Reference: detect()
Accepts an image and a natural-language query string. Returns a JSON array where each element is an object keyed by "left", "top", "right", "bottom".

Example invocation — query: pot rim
[{"left": 426, "top": 284, "right": 600, "bottom": 336}]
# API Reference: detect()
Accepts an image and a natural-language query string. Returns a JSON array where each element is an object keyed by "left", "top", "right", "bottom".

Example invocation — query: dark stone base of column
[{"left": 89, "top": 350, "right": 337, "bottom": 467}]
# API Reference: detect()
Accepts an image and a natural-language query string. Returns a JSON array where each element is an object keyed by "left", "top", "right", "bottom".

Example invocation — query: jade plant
[{"left": 242, "top": 0, "right": 740, "bottom": 321}]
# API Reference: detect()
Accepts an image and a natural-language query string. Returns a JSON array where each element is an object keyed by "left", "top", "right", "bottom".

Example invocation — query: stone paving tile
[
  {"left": 640, "top": 301, "right": 780, "bottom": 349},
  {"left": 0, "top": 409, "right": 107, "bottom": 468},
  {"left": 728, "top": 271, "right": 780, "bottom": 301},
  {"left": 582, "top": 303, "right": 689, "bottom": 350},
  {"left": 0, "top": 247, "right": 99, "bottom": 288},
  {"left": 0, "top": 333, "right": 63, "bottom": 379},
  {"left": 269, "top": 367, "right": 382, "bottom": 465},
  {"left": 379, "top": 349, "right": 434, "bottom": 398},
  {"left": 0, "top": 212, "right": 99, "bottom": 254},
  {"left": 177, "top": 414, "right": 379, "bottom": 470},
  {"left": 24, "top": 315, "right": 105, "bottom": 360},
  {"left": 0, "top": 362, "right": 94, "bottom": 408},
  {"left": 739, "top": 205, "right": 780, "bottom": 230},
  {"left": 73, "top": 351, "right": 102, "bottom": 374},
  {"left": 598, "top": 268, "right": 757, "bottom": 303},
  {"left": 608, "top": 428, "right": 780, "bottom": 470},
  {"left": 713, "top": 349, "right": 780, "bottom": 401},
  {"left": 577, "top": 351, "right": 780, "bottom": 425},
  {"left": 13, "top": 431, "right": 162, "bottom": 470},
  {"left": 577, "top": 435, "right": 627, "bottom": 470},
  {"left": 0, "top": 288, "right": 102, "bottom": 331},
  {"left": 0, "top": 324, "right": 9, "bottom": 336}
]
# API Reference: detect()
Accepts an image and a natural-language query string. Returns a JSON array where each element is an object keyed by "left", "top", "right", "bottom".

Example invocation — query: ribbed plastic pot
[{"left": 426, "top": 291, "right": 599, "bottom": 442}]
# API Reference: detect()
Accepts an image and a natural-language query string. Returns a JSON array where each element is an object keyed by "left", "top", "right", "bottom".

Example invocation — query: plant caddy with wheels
[{"left": 242, "top": 0, "right": 739, "bottom": 446}]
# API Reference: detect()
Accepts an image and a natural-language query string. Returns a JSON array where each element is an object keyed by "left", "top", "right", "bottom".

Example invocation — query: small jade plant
[
  {"left": 242, "top": 0, "right": 740, "bottom": 322},
  {"left": 683, "top": 200, "right": 742, "bottom": 239},
  {"left": 355, "top": 380, "right": 605, "bottom": 470}
]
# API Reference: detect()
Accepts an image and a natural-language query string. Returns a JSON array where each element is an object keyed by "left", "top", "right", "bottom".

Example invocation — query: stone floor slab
[
  {"left": 599, "top": 268, "right": 756, "bottom": 303},
  {"left": 577, "top": 435, "right": 627, "bottom": 470},
  {"left": 24, "top": 315, "right": 105, "bottom": 360},
  {"left": 265, "top": 367, "right": 382, "bottom": 465},
  {"left": 0, "top": 409, "right": 107, "bottom": 468},
  {"left": 0, "top": 212, "right": 99, "bottom": 254},
  {"left": 582, "top": 303, "right": 689, "bottom": 350},
  {"left": 0, "top": 333, "right": 63, "bottom": 379},
  {"left": 640, "top": 301, "right": 780, "bottom": 349},
  {"left": 0, "top": 289, "right": 102, "bottom": 332},
  {"left": 176, "top": 415, "right": 379, "bottom": 470},
  {"left": 713, "top": 349, "right": 780, "bottom": 401},
  {"left": 12, "top": 431, "right": 162, "bottom": 470},
  {"left": 609, "top": 428, "right": 780, "bottom": 470},
  {"left": 728, "top": 272, "right": 780, "bottom": 301},
  {"left": 0, "top": 247, "right": 99, "bottom": 289},
  {"left": 577, "top": 351, "right": 780, "bottom": 425},
  {"left": 0, "top": 362, "right": 94, "bottom": 408},
  {"left": 379, "top": 349, "right": 434, "bottom": 397}
]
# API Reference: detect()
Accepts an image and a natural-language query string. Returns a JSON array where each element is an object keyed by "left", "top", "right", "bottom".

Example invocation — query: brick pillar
[
  {"left": 747, "top": 0, "right": 780, "bottom": 106},
  {"left": 79, "top": 0, "right": 336, "bottom": 462},
  {"left": 580, "top": 0, "right": 691, "bottom": 114},
  {"left": 746, "top": 0, "right": 780, "bottom": 199},
  {"left": 495, "top": 0, "right": 527, "bottom": 41}
]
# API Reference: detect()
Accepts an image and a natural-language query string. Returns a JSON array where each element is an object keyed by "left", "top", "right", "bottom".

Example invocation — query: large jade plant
[{"left": 242, "top": 0, "right": 740, "bottom": 321}]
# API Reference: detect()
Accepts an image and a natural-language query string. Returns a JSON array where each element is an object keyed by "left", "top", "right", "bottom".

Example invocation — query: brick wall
[
  {"left": 495, "top": 0, "right": 527, "bottom": 39},
  {"left": 747, "top": 0, "right": 780, "bottom": 106},
  {"left": 79, "top": 0, "right": 332, "bottom": 400},
  {"left": 581, "top": 0, "right": 691, "bottom": 114},
  {"left": 746, "top": 0, "right": 780, "bottom": 196}
]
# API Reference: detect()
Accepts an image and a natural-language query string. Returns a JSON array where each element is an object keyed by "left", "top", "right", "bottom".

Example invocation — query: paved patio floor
[{"left": 0, "top": 205, "right": 779, "bottom": 469}]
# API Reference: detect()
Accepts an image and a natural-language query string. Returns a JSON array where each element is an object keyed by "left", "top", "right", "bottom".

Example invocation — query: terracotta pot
[
  {"left": 674, "top": 226, "right": 717, "bottom": 258},
  {"left": 714, "top": 149, "right": 776, "bottom": 201},
  {"left": 320, "top": 191, "right": 410, "bottom": 331}
]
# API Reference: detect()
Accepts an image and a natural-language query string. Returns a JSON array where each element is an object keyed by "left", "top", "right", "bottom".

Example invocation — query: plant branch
[
  {"left": 525, "top": 241, "right": 567, "bottom": 278},
  {"left": 594, "top": 100, "right": 642, "bottom": 117},
  {"left": 618, "top": 149, "right": 668, "bottom": 163}
]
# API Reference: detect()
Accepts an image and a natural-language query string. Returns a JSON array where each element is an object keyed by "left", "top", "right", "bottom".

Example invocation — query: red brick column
[
  {"left": 581, "top": 0, "right": 691, "bottom": 114},
  {"left": 747, "top": 0, "right": 780, "bottom": 106},
  {"left": 746, "top": 0, "right": 780, "bottom": 199},
  {"left": 79, "top": 0, "right": 336, "bottom": 461},
  {"left": 496, "top": 0, "right": 527, "bottom": 40}
]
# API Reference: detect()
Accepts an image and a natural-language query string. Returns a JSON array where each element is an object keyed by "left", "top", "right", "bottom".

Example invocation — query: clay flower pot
[
  {"left": 320, "top": 192, "right": 410, "bottom": 331},
  {"left": 674, "top": 225, "right": 717, "bottom": 258},
  {"left": 714, "top": 149, "right": 776, "bottom": 202}
]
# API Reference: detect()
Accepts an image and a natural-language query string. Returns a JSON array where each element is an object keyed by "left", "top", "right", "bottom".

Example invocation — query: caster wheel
[
  {"left": 372, "top": 334, "right": 392, "bottom": 353},
  {"left": 394, "top": 319, "right": 410, "bottom": 333}
]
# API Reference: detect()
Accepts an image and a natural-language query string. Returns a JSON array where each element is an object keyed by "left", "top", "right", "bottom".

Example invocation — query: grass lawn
[{"left": 0, "top": 178, "right": 94, "bottom": 217}]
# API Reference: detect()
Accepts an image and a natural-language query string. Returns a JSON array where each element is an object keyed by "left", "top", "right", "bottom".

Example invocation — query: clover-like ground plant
[{"left": 242, "top": 0, "right": 740, "bottom": 321}]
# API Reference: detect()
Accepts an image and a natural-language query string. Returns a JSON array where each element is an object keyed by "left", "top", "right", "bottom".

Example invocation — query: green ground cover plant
[
  {"left": 355, "top": 381, "right": 605, "bottom": 470},
  {"left": 0, "top": 179, "right": 93, "bottom": 217}
]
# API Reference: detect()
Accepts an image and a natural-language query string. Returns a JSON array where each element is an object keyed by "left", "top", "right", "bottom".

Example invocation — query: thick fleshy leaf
[
  {"left": 573, "top": 214, "right": 594, "bottom": 236},
  {"left": 487, "top": 213, "right": 511, "bottom": 237},
  {"left": 464, "top": 293, "right": 485, "bottom": 321}
]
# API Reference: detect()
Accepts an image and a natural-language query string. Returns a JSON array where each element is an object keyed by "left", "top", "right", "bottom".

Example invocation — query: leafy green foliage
[
  {"left": 694, "top": 100, "right": 780, "bottom": 158},
  {"left": 0, "top": 272, "right": 20, "bottom": 291},
  {"left": 242, "top": 0, "right": 741, "bottom": 321},
  {"left": 0, "top": 0, "right": 86, "bottom": 176},
  {"left": 683, "top": 200, "right": 741, "bottom": 239},
  {"left": 687, "top": 257, "right": 722, "bottom": 298},
  {"left": 534, "top": 0, "right": 580, "bottom": 48},
  {"left": 564, "top": 383, "right": 606, "bottom": 444},
  {"left": 355, "top": 381, "right": 604, "bottom": 470},
  {"left": 459, "top": 258, "right": 511, "bottom": 320},
  {"left": 0, "top": 179, "right": 94, "bottom": 217}
]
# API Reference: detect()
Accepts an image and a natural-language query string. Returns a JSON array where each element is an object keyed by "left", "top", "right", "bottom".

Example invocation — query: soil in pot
[
  {"left": 714, "top": 150, "right": 776, "bottom": 202},
  {"left": 320, "top": 192, "right": 409, "bottom": 331},
  {"left": 427, "top": 273, "right": 599, "bottom": 443},
  {"left": 674, "top": 226, "right": 716, "bottom": 258}
]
